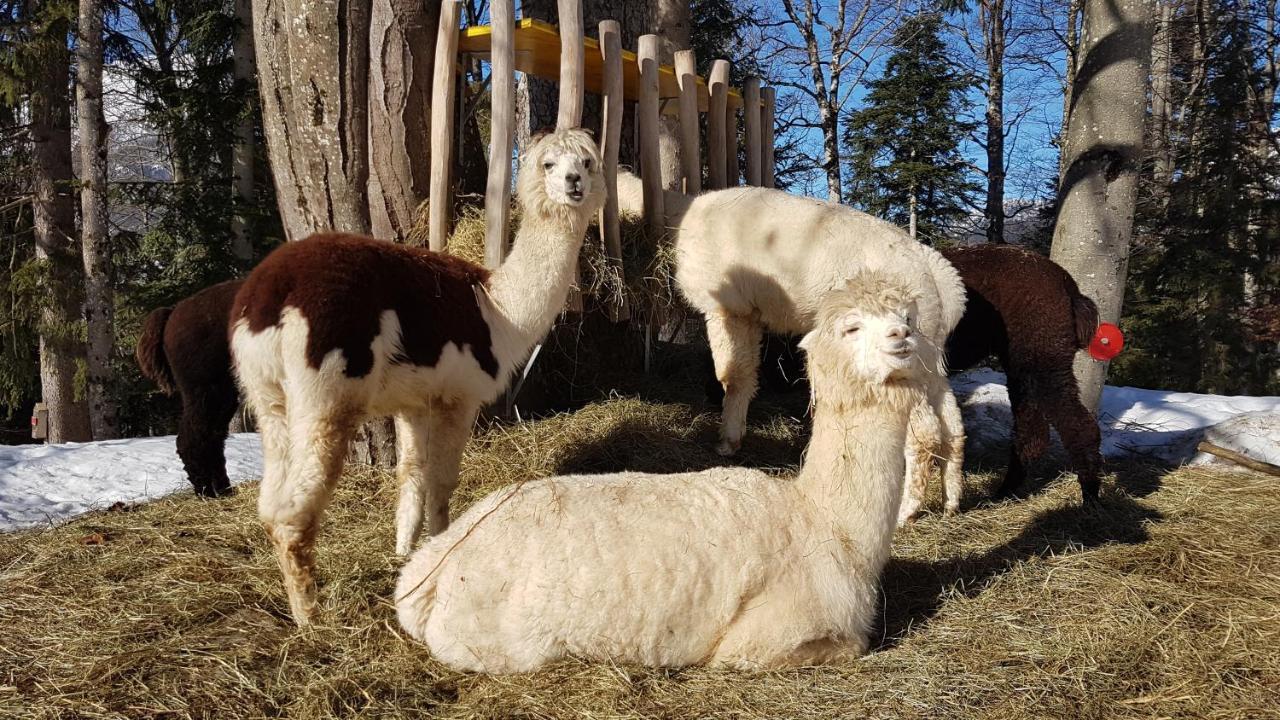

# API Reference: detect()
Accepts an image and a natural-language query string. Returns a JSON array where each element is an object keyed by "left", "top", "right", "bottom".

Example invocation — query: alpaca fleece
[
  {"left": 233, "top": 234, "right": 497, "bottom": 379},
  {"left": 135, "top": 279, "right": 243, "bottom": 498},
  {"left": 396, "top": 273, "right": 931, "bottom": 673}
]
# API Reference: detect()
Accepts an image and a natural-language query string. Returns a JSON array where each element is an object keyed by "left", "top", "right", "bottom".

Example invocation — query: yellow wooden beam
[{"left": 459, "top": 18, "right": 747, "bottom": 113}]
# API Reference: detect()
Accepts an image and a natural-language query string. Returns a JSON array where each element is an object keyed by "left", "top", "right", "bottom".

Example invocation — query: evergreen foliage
[{"left": 843, "top": 13, "right": 978, "bottom": 242}]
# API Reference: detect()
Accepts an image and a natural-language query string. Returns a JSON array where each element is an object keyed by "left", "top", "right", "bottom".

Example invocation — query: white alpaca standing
[
  {"left": 396, "top": 272, "right": 932, "bottom": 673},
  {"left": 230, "top": 129, "right": 605, "bottom": 625},
  {"left": 669, "top": 184, "right": 968, "bottom": 522}
]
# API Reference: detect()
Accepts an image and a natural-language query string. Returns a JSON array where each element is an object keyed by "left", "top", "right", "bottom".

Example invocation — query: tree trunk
[
  {"left": 368, "top": 0, "right": 437, "bottom": 243},
  {"left": 1050, "top": 0, "right": 1154, "bottom": 412},
  {"left": 28, "top": 4, "right": 91, "bottom": 443},
  {"left": 1149, "top": 0, "right": 1174, "bottom": 198},
  {"left": 655, "top": 0, "right": 691, "bottom": 191},
  {"left": 983, "top": 0, "right": 1006, "bottom": 243},
  {"left": 77, "top": 0, "right": 117, "bottom": 439},
  {"left": 253, "top": 0, "right": 398, "bottom": 465},
  {"left": 231, "top": 0, "right": 257, "bottom": 260},
  {"left": 819, "top": 97, "right": 841, "bottom": 201},
  {"left": 253, "top": 0, "right": 372, "bottom": 240},
  {"left": 1059, "top": 0, "right": 1081, "bottom": 183}
]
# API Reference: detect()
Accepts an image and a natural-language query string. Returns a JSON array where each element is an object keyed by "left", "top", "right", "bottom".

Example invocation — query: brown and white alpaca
[{"left": 230, "top": 128, "right": 605, "bottom": 624}]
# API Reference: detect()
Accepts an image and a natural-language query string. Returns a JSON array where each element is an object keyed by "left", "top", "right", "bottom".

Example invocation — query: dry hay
[{"left": 1, "top": 394, "right": 1278, "bottom": 719}]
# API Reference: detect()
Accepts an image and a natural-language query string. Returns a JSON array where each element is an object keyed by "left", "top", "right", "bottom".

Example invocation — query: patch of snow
[
  {"left": 1190, "top": 410, "right": 1280, "bottom": 467},
  {"left": 952, "top": 368, "right": 1280, "bottom": 466},
  {"left": 0, "top": 434, "right": 262, "bottom": 533}
]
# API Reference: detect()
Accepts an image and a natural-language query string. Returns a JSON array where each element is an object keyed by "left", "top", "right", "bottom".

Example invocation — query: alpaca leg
[
  {"left": 394, "top": 412, "right": 432, "bottom": 555},
  {"left": 260, "top": 406, "right": 358, "bottom": 625},
  {"left": 935, "top": 383, "right": 966, "bottom": 516},
  {"left": 996, "top": 373, "right": 1051, "bottom": 498},
  {"left": 898, "top": 399, "right": 941, "bottom": 526},
  {"left": 1042, "top": 378, "right": 1103, "bottom": 502},
  {"left": 706, "top": 312, "right": 762, "bottom": 456},
  {"left": 423, "top": 399, "right": 479, "bottom": 535},
  {"left": 176, "top": 388, "right": 231, "bottom": 497}
]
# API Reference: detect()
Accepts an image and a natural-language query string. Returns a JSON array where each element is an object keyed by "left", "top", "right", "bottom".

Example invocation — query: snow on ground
[
  {"left": 0, "top": 371, "right": 1275, "bottom": 533},
  {"left": 0, "top": 434, "right": 262, "bottom": 533},
  {"left": 954, "top": 369, "right": 1280, "bottom": 466}
]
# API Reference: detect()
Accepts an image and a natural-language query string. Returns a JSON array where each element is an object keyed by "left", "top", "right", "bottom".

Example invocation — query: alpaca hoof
[
  {"left": 896, "top": 511, "right": 919, "bottom": 527},
  {"left": 943, "top": 503, "right": 959, "bottom": 517},
  {"left": 715, "top": 439, "right": 740, "bottom": 457}
]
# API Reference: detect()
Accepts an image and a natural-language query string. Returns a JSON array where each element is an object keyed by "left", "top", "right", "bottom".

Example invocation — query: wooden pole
[
  {"left": 484, "top": 0, "right": 515, "bottom": 268},
  {"left": 428, "top": 0, "right": 461, "bottom": 251},
  {"left": 707, "top": 59, "right": 729, "bottom": 190},
  {"left": 725, "top": 98, "right": 739, "bottom": 187},
  {"left": 599, "top": 20, "right": 627, "bottom": 320},
  {"left": 557, "top": 0, "right": 585, "bottom": 128},
  {"left": 743, "top": 77, "right": 761, "bottom": 186},
  {"left": 1197, "top": 442, "right": 1280, "bottom": 476},
  {"left": 761, "top": 86, "right": 776, "bottom": 188},
  {"left": 637, "top": 34, "right": 664, "bottom": 236},
  {"left": 675, "top": 49, "right": 702, "bottom": 194}
]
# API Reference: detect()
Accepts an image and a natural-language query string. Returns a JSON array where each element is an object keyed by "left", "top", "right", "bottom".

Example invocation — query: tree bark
[
  {"left": 655, "top": 0, "right": 691, "bottom": 190},
  {"left": 253, "top": 0, "right": 372, "bottom": 240},
  {"left": 1059, "top": 0, "right": 1081, "bottom": 183},
  {"left": 982, "top": 0, "right": 1007, "bottom": 243},
  {"left": 1149, "top": 0, "right": 1174, "bottom": 198},
  {"left": 231, "top": 0, "right": 257, "bottom": 260},
  {"left": 77, "top": 0, "right": 117, "bottom": 439},
  {"left": 28, "top": 3, "right": 91, "bottom": 443},
  {"left": 368, "top": 0, "right": 437, "bottom": 243},
  {"left": 1050, "top": 0, "right": 1154, "bottom": 412}
]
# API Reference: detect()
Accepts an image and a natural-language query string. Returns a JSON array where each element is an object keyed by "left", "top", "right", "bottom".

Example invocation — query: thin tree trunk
[
  {"left": 368, "top": 0, "right": 437, "bottom": 243},
  {"left": 1059, "top": 0, "right": 1082, "bottom": 183},
  {"left": 983, "top": 0, "right": 1006, "bottom": 243},
  {"left": 1150, "top": 0, "right": 1174, "bottom": 198},
  {"left": 1050, "top": 0, "right": 1155, "bottom": 412},
  {"left": 77, "top": 0, "right": 117, "bottom": 439},
  {"left": 230, "top": 0, "right": 256, "bottom": 260},
  {"left": 28, "top": 3, "right": 91, "bottom": 443},
  {"left": 253, "top": 0, "right": 372, "bottom": 240}
]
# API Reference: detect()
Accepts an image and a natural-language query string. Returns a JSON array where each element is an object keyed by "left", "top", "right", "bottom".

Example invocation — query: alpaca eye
[
  {"left": 543, "top": 161, "right": 555, "bottom": 170},
  {"left": 844, "top": 325, "right": 860, "bottom": 336},
  {"left": 583, "top": 158, "right": 594, "bottom": 170}
]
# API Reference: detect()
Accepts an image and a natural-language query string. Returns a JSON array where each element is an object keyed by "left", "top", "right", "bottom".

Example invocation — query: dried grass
[{"left": 1, "top": 394, "right": 1278, "bottom": 719}]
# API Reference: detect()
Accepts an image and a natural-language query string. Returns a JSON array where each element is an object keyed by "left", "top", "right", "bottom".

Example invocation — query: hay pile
[{"left": 2, "top": 394, "right": 1278, "bottom": 718}]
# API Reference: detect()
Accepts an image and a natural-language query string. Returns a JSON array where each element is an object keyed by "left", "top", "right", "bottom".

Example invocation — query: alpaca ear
[{"left": 798, "top": 330, "right": 817, "bottom": 352}]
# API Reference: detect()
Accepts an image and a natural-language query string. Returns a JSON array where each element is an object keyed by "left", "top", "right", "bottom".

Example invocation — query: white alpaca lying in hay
[
  {"left": 618, "top": 171, "right": 967, "bottom": 522},
  {"left": 396, "top": 272, "right": 934, "bottom": 672}
]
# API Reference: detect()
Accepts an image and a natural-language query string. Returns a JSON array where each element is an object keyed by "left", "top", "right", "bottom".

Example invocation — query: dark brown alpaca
[
  {"left": 941, "top": 244, "right": 1103, "bottom": 501},
  {"left": 715, "top": 244, "right": 1105, "bottom": 502},
  {"left": 135, "top": 279, "right": 243, "bottom": 498}
]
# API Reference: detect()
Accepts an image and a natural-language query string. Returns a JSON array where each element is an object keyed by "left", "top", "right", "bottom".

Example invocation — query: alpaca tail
[
  {"left": 136, "top": 307, "right": 176, "bottom": 395},
  {"left": 1070, "top": 290, "right": 1100, "bottom": 350}
]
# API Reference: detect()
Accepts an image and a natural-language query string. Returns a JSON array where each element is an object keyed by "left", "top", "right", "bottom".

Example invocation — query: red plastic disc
[{"left": 1089, "top": 322, "right": 1124, "bottom": 361}]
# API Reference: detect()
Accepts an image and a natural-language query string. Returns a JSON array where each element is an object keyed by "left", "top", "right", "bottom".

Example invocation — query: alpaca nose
[
  {"left": 566, "top": 172, "right": 581, "bottom": 184},
  {"left": 886, "top": 324, "right": 911, "bottom": 340}
]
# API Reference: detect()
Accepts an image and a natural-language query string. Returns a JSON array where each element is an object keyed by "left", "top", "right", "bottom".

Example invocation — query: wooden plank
[
  {"left": 725, "top": 97, "right": 739, "bottom": 187},
  {"left": 707, "top": 59, "right": 729, "bottom": 190},
  {"left": 675, "top": 49, "right": 701, "bottom": 194},
  {"left": 556, "top": 0, "right": 584, "bottom": 128},
  {"left": 484, "top": 0, "right": 515, "bottom": 268},
  {"left": 428, "top": 0, "right": 462, "bottom": 251},
  {"left": 762, "top": 86, "right": 776, "bottom": 188},
  {"left": 743, "top": 77, "right": 761, "bottom": 186},
  {"left": 459, "top": 19, "right": 746, "bottom": 112},
  {"left": 637, "top": 34, "right": 664, "bottom": 236},
  {"left": 599, "top": 19, "right": 627, "bottom": 320}
]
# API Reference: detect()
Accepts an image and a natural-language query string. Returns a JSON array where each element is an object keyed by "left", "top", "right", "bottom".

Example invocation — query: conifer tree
[{"left": 844, "top": 13, "right": 978, "bottom": 241}]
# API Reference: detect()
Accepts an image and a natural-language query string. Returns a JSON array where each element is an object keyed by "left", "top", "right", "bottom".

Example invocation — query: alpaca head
[
  {"left": 518, "top": 128, "right": 606, "bottom": 220},
  {"left": 800, "top": 271, "right": 933, "bottom": 407}
]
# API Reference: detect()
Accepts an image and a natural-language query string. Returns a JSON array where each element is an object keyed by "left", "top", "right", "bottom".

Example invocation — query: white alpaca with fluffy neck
[
  {"left": 396, "top": 273, "right": 931, "bottom": 673},
  {"left": 230, "top": 128, "right": 604, "bottom": 625}
]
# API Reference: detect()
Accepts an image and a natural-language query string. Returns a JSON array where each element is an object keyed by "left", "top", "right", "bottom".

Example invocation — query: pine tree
[{"left": 844, "top": 13, "right": 978, "bottom": 242}]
